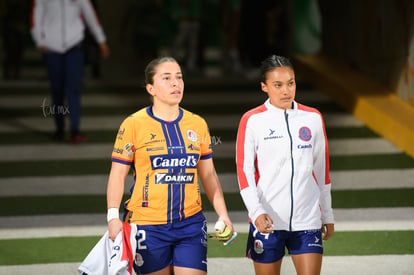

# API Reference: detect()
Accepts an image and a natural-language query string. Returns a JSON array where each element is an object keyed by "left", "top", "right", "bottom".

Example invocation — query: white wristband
[
  {"left": 107, "top": 207, "right": 119, "bottom": 223},
  {"left": 214, "top": 220, "right": 226, "bottom": 233}
]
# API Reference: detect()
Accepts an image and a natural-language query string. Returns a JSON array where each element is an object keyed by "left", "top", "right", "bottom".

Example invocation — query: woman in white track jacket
[
  {"left": 236, "top": 55, "right": 334, "bottom": 275},
  {"left": 31, "top": 0, "right": 109, "bottom": 143}
]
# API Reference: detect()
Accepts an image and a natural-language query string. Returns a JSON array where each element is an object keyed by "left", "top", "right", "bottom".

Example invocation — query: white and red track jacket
[
  {"left": 31, "top": 0, "right": 106, "bottom": 53},
  {"left": 78, "top": 222, "right": 137, "bottom": 275},
  {"left": 236, "top": 99, "right": 334, "bottom": 231}
]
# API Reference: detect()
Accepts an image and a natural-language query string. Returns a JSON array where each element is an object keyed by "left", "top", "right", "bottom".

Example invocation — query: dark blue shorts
[
  {"left": 133, "top": 211, "right": 208, "bottom": 274},
  {"left": 246, "top": 223, "right": 323, "bottom": 263}
]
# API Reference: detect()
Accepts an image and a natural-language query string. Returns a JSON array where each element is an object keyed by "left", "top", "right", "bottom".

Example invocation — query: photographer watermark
[
  {"left": 40, "top": 98, "right": 70, "bottom": 118},
  {"left": 210, "top": 135, "right": 222, "bottom": 146}
]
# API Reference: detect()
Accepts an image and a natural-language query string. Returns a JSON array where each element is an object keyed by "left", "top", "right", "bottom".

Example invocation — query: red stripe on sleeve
[
  {"left": 236, "top": 104, "right": 267, "bottom": 190},
  {"left": 30, "top": 0, "right": 37, "bottom": 29}
]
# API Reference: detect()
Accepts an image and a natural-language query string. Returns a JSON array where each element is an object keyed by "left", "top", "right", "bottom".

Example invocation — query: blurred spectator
[
  {"left": 170, "top": 0, "right": 203, "bottom": 74},
  {"left": 220, "top": 0, "right": 243, "bottom": 75},
  {"left": 239, "top": 0, "right": 286, "bottom": 72},
  {"left": 120, "top": 0, "right": 163, "bottom": 73},
  {"left": 31, "top": 0, "right": 109, "bottom": 143}
]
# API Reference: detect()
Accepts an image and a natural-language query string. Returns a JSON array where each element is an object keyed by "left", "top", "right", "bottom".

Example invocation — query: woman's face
[
  {"left": 146, "top": 61, "right": 184, "bottom": 106},
  {"left": 261, "top": 66, "right": 296, "bottom": 110}
]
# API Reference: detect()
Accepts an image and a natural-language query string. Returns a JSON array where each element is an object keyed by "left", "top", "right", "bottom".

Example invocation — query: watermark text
[{"left": 40, "top": 98, "right": 70, "bottom": 118}]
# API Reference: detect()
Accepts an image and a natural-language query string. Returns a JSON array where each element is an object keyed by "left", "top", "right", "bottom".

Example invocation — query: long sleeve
[
  {"left": 30, "top": 0, "right": 44, "bottom": 48},
  {"left": 79, "top": 0, "right": 106, "bottom": 44},
  {"left": 313, "top": 113, "right": 334, "bottom": 224},
  {"left": 236, "top": 110, "right": 266, "bottom": 224}
]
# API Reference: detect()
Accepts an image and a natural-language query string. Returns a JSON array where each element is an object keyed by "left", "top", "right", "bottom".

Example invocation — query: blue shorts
[
  {"left": 246, "top": 223, "right": 323, "bottom": 263},
  {"left": 133, "top": 211, "right": 208, "bottom": 274}
]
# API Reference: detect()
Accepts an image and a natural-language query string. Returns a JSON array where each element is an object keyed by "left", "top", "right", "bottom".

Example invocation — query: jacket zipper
[{"left": 285, "top": 111, "right": 294, "bottom": 231}]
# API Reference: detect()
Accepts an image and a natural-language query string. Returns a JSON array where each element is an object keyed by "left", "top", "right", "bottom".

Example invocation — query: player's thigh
[
  {"left": 134, "top": 225, "right": 173, "bottom": 274},
  {"left": 174, "top": 266, "right": 206, "bottom": 275},
  {"left": 253, "top": 259, "right": 282, "bottom": 275},
  {"left": 141, "top": 265, "right": 172, "bottom": 275},
  {"left": 287, "top": 230, "right": 323, "bottom": 275},
  {"left": 291, "top": 253, "right": 322, "bottom": 275},
  {"left": 173, "top": 213, "right": 208, "bottom": 272}
]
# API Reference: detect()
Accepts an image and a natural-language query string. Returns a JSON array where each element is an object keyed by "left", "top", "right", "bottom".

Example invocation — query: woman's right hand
[
  {"left": 108, "top": 218, "right": 123, "bottom": 241},
  {"left": 254, "top": 214, "right": 274, "bottom": 233}
]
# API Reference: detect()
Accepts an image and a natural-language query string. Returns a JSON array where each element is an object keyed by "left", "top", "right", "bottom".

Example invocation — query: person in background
[
  {"left": 170, "top": 0, "right": 202, "bottom": 74},
  {"left": 30, "top": 0, "right": 109, "bottom": 143},
  {"left": 236, "top": 54, "right": 334, "bottom": 275},
  {"left": 120, "top": 0, "right": 163, "bottom": 74},
  {"left": 220, "top": 0, "right": 243, "bottom": 75},
  {"left": 107, "top": 56, "right": 234, "bottom": 274}
]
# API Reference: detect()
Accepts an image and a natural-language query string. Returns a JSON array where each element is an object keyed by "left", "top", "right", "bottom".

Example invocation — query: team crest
[
  {"left": 254, "top": 240, "right": 264, "bottom": 254},
  {"left": 187, "top": 129, "right": 198, "bottom": 142},
  {"left": 135, "top": 253, "right": 144, "bottom": 267},
  {"left": 299, "top": 127, "right": 312, "bottom": 141}
]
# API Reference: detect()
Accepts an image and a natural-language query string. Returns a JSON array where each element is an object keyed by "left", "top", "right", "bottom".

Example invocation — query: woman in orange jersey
[{"left": 106, "top": 56, "right": 234, "bottom": 274}]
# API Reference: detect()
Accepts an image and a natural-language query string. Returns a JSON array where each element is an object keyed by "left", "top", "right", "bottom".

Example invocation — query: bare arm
[
  {"left": 107, "top": 161, "right": 130, "bottom": 240},
  {"left": 197, "top": 158, "right": 233, "bottom": 231}
]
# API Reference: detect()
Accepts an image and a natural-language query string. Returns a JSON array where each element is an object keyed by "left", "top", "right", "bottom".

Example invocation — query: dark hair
[
  {"left": 260, "top": 55, "right": 294, "bottom": 82},
  {"left": 144, "top": 56, "right": 178, "bottom": 85}
]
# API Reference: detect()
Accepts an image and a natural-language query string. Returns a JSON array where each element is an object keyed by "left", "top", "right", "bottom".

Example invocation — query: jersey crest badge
[
  {"left": 299, "top": 126, "right": 312, "bottom": 141},
  {"left": 187, "top": 130, "right": 197, "bottom": 142}
]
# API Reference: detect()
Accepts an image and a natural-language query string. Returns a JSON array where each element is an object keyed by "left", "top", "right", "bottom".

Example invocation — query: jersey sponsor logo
[
  {"left": 146, "top": 146, "right": 164, "bottom": 152},
  {"left": 155, "top": 173, "right": 195, "bottom": 184},
  {"left": 298, "top": 144, "right": 312, "bottom": 149},
  {"left": 264, "top": 128, "right": 283, "bottom": 140},
  {"left": 264, "top": 135, "right": 283, "bottom": 140},
  {"left": 168, "top": 145, "right": 184, "bottom": 150},
  {"left": 299, "top": 126, "right": 312, "bottom": 141},
  {"left": 145, "top": 133, "right": 165, "bottom": 145},
  {"left": 187, "top": 129, "right": 198, "bottom": 142},
  {"left": 117, "top": 128, "right": 125, "bottom": 140},
  {"left": 113, "top": 147, "right": 123, "bottom": 154},
  {"left": 142, "top": 174, "right": 149, "bottom": 204},
  {"left": 308, "top": 235, "right": 322, "bottom": 248},
  {"left": 188, "top": 144, "right": 200, "bottom": 151},
  {"left": 145, "top": 138, "right": 165, "bottom": 145},
  {"left": 150, "top": 154, "right": 198, "bottom": 169}
]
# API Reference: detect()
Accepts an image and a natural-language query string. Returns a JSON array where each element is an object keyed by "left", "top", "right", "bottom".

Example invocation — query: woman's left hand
[{"left": 322, "top": 223, "right": 334, "bottom": 240}]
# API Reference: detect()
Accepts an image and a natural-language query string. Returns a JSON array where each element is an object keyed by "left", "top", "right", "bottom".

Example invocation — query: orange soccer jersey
[{"left": 111, "top": 106, "right": 213, "bottom": 225}]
